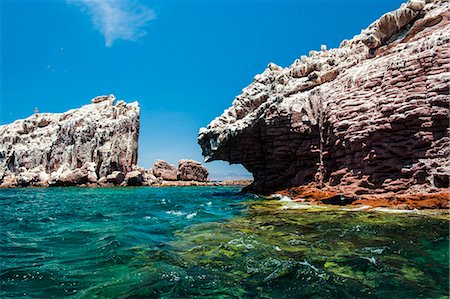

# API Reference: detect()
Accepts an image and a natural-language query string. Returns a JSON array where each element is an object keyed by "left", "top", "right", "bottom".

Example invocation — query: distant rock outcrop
[
  {"left": 198, "top": 0, "right": 449, "bottom": 195},
  {"left": 178, "top": 159, "right": 209, "bottom": 182},
  {"left": 152, "top": 160, "right": 178, "bottom": 181},
  {"left": 151, "top": 159, "right": 209, "bottom": 183},
  {"left": 0, "top": 94, "right": 140, "bottom": 187}
]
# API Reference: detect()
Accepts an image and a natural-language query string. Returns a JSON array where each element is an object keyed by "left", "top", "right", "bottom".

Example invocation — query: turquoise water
[{"left": 0, "top": 187, "right": 448, "bottom": 298}]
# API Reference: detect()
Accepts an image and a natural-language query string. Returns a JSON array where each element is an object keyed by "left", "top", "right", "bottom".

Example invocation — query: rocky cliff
[
  {"left": 0, "top": 95, "right": 140, "bottom": 187},
  {"left": 198, "top": 0, "right": 450, "bottom": 195}
]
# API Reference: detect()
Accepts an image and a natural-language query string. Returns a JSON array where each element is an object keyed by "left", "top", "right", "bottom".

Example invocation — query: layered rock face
[
  {"left": 198, "top": 0, "right": 450, "bottom": 195},
  {"left": 0, "top": 95, "right": 140, "bottom": 187}
]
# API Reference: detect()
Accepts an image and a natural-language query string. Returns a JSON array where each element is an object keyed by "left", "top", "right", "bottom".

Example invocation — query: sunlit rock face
[
  {"left": 0, "top": 95, "right": 140, "bottom": 187},
  {"left": 199, "top": 0, "right": 450, "bottom": 194},
  {"left": 177, "top": 159, "right": 209, "bottom": 182},
  {"left": 152, "top": 160, "right": 178, "bottom": 181}
]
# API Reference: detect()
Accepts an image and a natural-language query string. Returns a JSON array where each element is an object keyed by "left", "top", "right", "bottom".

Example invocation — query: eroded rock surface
[
  {"left": 178, "top": 159, "right": 209, "bottom": 182},
  {"left": 198, "top": 0, "right": 450, "bottom": 195},
  {"left": 0, "top": 95, "right": 140, "bottom": 187},
  {"left": 152, "top": 160, "right": 178, "bottom": 181}
]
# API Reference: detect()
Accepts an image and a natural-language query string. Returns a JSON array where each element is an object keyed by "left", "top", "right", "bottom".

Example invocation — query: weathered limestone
[
  {"left": 198, "top": 0, "right": 450, "bottom": 195},
  {"left": 0, "top": 95, "right": 140, "bottom": 187}
]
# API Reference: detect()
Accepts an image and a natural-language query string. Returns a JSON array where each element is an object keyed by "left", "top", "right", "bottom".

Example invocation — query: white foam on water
[
  {"left": 165, "top": 210, "right": 185, "bottom": 216},
  {"left": 280, "top": 202, "right": 316, "bottom": 210},
  {"left": 227, "top": 237, "right": 257, "bottom": 249},
  {"left": 361, "top": 256, "right": 377, "bottom": 265},
  {"left": 342, "top": 205, "right": 372, "bottom": 211},
  {"left": 279, "top": 196, "right": 293, "bottom": 202},
  {"left": 372, "top": 207, "right": 418, "bottom": 214},
  {"left": 299, "top": 260, "right": 319, "bottom": 272},
  {"left": 186, "top": 212, "right": 197, "bottom": 219}
]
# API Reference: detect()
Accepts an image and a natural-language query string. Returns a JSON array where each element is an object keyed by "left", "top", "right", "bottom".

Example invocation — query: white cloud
[{"left": 69, "top": 0, "right": 156, "bottom": 47}]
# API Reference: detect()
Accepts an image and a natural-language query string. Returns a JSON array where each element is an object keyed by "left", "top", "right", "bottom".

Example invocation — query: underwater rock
[
  {"left": 177, "top": 159, "right": 209, "bottom": 182},
  {"left": 198, "top": 0, "right": 450, "bottom": 196},
  {"left": 0, "top": 94, "right": 140, "bottom": 188}
]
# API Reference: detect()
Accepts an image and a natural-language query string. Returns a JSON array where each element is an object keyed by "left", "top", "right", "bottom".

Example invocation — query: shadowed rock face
[
  {"left": 198, "top": 0, "right": 450, "bottom": 194},
  {"left": 0, "top": 95, "right": 140, "bottom": 186}
]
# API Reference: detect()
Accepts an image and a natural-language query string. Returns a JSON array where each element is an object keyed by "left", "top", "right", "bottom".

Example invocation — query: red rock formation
[
  {"left": 277, "top": 183, "right": 449, "bottom": 209},
  {"left": 152, "top": 160, "right": 178, "bottom": 181},
  {"left": 177, "top": 159, "right": 209, "bottom": 182},
  {"left": 198, "top": 0, "right": 450, "bottom": 195}
]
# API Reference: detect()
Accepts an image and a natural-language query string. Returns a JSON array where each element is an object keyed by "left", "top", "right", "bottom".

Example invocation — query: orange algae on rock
[
  {"left": 276, "top": 183, "right": 449, "bottom": 210},
  {"left": 354, "top": 192, "right": 450, "bottom": 209}
]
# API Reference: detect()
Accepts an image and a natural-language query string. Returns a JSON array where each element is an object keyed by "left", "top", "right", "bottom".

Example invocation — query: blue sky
[{"left": 1, "top": 0, "right": 404, "bottom": 179}]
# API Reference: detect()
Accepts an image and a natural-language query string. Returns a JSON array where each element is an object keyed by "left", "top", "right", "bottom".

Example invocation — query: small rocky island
[
  {"left": 0, "top": 95, "right": 220, "bottom": 188},
  {"left": 198, "top": 0, "right": 449, "bottom": 207}
]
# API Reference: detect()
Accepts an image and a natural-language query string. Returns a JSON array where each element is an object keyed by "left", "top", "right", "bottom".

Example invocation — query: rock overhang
[{"left": 198, "top": 0, "right": 450, "bottom": 194}]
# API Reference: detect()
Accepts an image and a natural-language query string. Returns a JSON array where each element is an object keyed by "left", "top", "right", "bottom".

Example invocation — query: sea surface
[{"left": 0, "top": 187, "right": 448, "bottom": 298}]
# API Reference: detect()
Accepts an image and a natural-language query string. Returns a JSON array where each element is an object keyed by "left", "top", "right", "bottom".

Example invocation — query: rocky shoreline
[
  {"left": 274, "top": 183, "right": 449, "bottom": 210},
  {"left": 0, "top": 179, "right": 252, "bottom": 189},
  {"left": 0, "top": 94, "right": 253, "bottom": 189},
  {"left": 0, "top": 152, "right": 249, "bottom": 188},
  {"left": 0, "top": 95, "right": 229, "bottom": 188}
]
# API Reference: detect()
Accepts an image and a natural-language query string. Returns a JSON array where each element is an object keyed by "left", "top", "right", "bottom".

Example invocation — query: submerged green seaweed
[
  {"left": 0, "top": 188, "right": 448, "bottom": 298},
  {"left": 170, "top": 200, "right": 449, "bottom": 298}
]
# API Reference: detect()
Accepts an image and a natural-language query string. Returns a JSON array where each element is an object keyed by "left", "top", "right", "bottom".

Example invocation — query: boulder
[
  {"left": 177, "top": 159, "right": 209, "bottom": 182},
  {"left": 106, "top": 171, "right": 125, "bottom": 185},
  {"left": 152, "top": 160, "right": 177, "bottom": 181},
  {"left": 91, "top": 94, "right": 115, "bottom": 104},
  {"left": 125, "top": 170, "right": 143, "bottom": 186},
  {"left": 144, "top": 169, "right": 159, "bottom": 185},
  {"left": 62, "top": 169, "right": 89, "bottom": 185},
  {"left": 48, "top": 162, "right": 98, "bottom": 186},
  {"left": 97, "top": 176, "right": 109, "bottom": 187},
  {"left": 0, "top": 176, "right": 17, "bottom": 188},
  {"left": 16, "top": 166, "right": 45, "bottom": 187}
]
